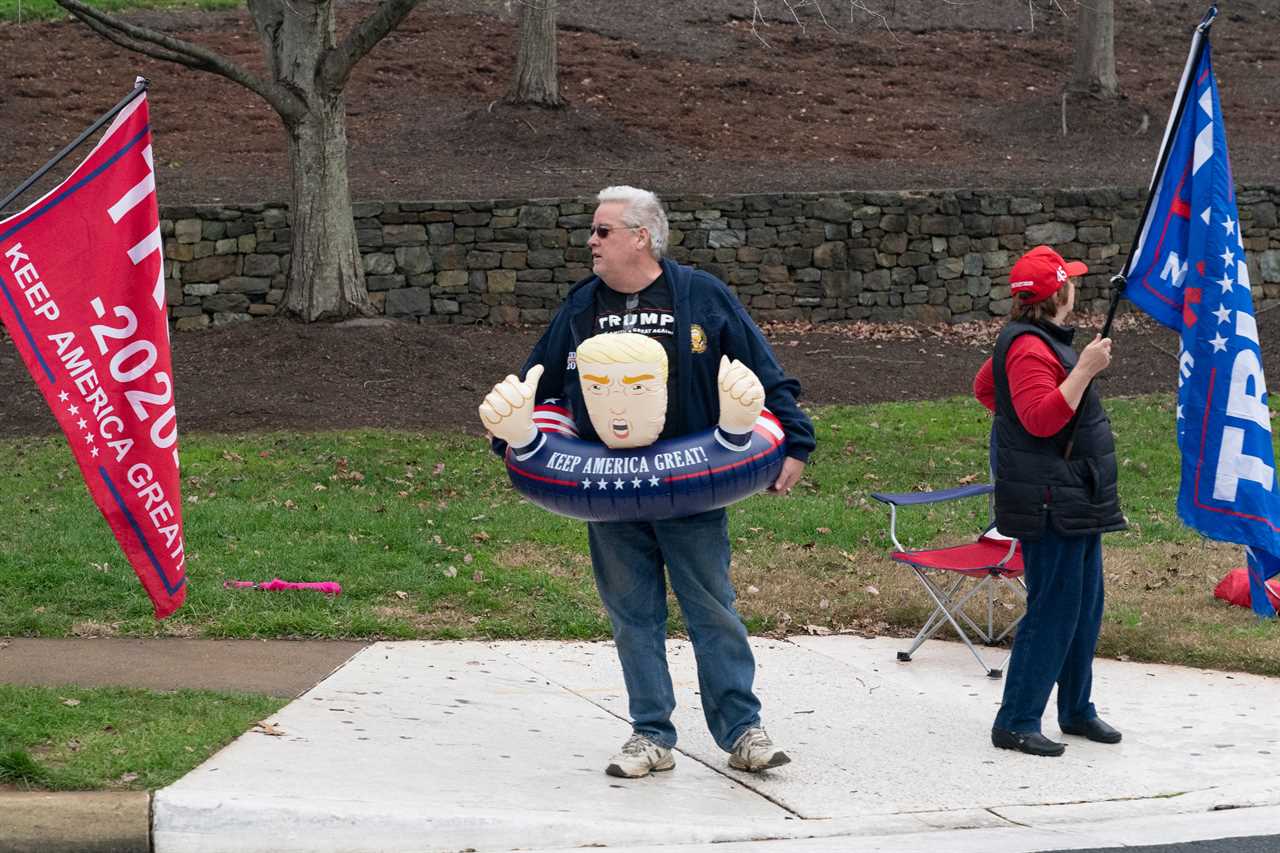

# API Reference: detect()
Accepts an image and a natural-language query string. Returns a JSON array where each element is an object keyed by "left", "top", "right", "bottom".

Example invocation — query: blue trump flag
[{"left": 1123, "top": 7, "right": 1280, "bottom": 616}]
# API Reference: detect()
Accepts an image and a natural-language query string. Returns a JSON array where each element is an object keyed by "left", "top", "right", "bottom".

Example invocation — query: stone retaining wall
[{"left": 161, "top": 188, "right": 1280, "bottom": 329}]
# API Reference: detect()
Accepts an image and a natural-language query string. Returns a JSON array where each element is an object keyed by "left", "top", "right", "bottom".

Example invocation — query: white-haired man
[{"left": 493, "top": 186, "right": 816, "bottom": 778}]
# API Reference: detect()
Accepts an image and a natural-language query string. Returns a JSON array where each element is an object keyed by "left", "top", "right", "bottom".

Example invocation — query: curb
[{"left": 0, "top": 791, "right": 150, "bottom": 853}]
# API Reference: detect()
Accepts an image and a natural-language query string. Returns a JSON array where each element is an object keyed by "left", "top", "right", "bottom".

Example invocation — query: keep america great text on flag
[{"left": 0, "top": 82, "right": 186, "bottom": 619}]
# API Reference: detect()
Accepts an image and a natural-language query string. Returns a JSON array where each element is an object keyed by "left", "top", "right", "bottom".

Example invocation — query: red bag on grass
[{"left": 1213, "top": 568, "right": 1280, "bottom": 611}]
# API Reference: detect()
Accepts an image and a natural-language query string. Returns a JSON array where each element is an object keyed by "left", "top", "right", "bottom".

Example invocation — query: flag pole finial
[
  {"left": 1198, "top": 5, "right": 1218, "bottom": 32},
  {"left": 0, "top": 81, "right": 151, "bottom": 213}
]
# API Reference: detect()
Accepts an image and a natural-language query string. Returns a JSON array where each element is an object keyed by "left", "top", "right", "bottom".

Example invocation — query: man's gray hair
[{"left": 597, "top": 185, "right": 669, "bottom": 259}]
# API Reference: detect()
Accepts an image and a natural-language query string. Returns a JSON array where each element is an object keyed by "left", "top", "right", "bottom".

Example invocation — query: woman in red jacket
[{"left": 974, "top": 245, "right": 1127, "bottom": 757}]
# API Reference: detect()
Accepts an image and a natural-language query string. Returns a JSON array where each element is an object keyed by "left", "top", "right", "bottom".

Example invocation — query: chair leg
[
  {"left": 948, "top": 579, "right": 1000, "bottom": 644},
  {"left": 986, "top": 584, "right": 995, "bottom": 644},
  {"left": 905, "top": 568, "right": 998, "bottom": 676},
  {"left": 901, "top": 573, "right": 969, "bottom": 657},
  {"left": 926, "top": 575, "right": 1001, "bottom": 644},
  {"left": 897, "top": 567, "right": 1027, "bottom": 677},
  {"left": 989, "top": 576, "right": 1028, "bottom": 643}
]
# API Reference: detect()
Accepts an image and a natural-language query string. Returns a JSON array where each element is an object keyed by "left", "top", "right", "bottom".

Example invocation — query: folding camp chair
[{"left": 871, "top": 483, "right": 1026, "bottom": 679}]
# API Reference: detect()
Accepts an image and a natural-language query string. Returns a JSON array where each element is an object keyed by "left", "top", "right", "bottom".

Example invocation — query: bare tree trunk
[
  {"left": 284, "top": 99, "right": 370, "bottom": 321},
  {"left": 55, "top": 0, "right": 416, "bottom": 323},
  {"left": 250, "top": 0, "right": 371, "bottom": 320},
  {"left": 1070, "top": 0, "right": 1118, "bottom": 98},
  {"left": 507, "top": 0, "right": 563, "bottom": 107}
]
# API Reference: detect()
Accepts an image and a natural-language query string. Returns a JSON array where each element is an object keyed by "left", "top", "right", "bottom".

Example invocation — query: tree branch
[
  {"left": 55, "top": 0, "right": 305, "bottom": 121},
  {"left": 848, "top": 0, "right": 901, "bottom": 44},
  {"left": 323, "top": 0, "right": 419, "bottom": 92},
  {"left": 72, "top": 12, "right": 196, "bottom": 69},
  {"left": 749, "top": 1, "right": 772, "bottom": 48}
]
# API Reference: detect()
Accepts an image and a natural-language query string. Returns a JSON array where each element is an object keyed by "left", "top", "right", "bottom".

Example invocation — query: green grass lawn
[
  {"left": 0, "top": 684, "right": 283, "bottom": 790},
  {"left": 3, "top": 393, "right": 1280, "bottom": 673},
  {"left": 0, "top": 0, "right": 238, "bottom": 23}
]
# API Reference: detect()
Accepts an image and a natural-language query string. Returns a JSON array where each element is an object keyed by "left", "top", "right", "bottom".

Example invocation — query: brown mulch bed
[
  {"left": 1, "top": 1, "right": 1277, "bottom": 434},
  {"left": 0, "top": 1, "right": 1276, "bottom": 204},
  {"left": 0, "top": 311, "right": 1224, "bottom": 437}
]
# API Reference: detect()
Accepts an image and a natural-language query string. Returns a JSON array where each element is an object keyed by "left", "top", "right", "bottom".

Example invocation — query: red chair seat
[{"left": 891, "top": 537, "right": 1024, "bottom": 577}]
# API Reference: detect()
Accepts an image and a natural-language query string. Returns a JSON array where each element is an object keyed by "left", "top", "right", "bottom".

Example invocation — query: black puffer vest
[{"left": 991, "top": 320, "right": 1126, "bottom": 540}]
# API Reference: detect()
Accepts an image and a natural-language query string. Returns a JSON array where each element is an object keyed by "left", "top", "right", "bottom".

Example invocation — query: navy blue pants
[{"left": 994, "top": 527, "right": 1105, "bottom": 734}]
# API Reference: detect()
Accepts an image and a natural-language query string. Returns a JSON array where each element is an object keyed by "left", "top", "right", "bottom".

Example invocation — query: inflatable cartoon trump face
[{"left": 577, "top": 332, "right": 668, "bottom": 449}]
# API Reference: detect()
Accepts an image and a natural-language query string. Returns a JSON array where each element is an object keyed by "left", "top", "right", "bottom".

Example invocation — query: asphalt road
[{"left": 1047, "top": 836, "right": 1280, "bottom": 853}]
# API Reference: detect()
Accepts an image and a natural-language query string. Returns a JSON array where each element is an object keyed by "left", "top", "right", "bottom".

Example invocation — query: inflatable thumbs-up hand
[
  {"left": 479, "top": 364, "right": 545, "bottom": 449},
  {"left": 717, "top": 356, "right": 764, "bottom": 436}
]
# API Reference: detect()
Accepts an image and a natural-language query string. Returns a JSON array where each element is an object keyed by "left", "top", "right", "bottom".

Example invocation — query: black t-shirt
[{"left": 592, "top": 273, "right": 679, "bottom": 438}]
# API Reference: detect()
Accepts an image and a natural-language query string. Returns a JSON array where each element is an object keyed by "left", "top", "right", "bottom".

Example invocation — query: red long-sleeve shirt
[{"left": 974, "top": 334, "right": 1076, "bottom": 438}]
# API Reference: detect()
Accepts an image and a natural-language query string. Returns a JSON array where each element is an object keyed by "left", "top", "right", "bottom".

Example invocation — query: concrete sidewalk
[{"left": 149, "top": 636, "right": 1280, "bottom": 852}]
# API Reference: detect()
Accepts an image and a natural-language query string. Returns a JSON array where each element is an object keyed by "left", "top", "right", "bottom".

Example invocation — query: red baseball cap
[{"left": 1009, "top": 245, "right": 1088, "bottom": 304}]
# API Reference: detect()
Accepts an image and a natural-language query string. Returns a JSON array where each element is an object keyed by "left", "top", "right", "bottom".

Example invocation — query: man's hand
[
  {"left": 479, "top": 364, "right": 545, "bottom": 449},
  {"left": 717, "top": 355, "right": 764, "bottom": 435},
  {"left": 769, "top": 457, "right": 805, "bottom": 495}
]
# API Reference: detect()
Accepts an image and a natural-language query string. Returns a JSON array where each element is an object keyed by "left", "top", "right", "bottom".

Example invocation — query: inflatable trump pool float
[{"left": 480, "top": 332, "right": 787, "bottom": 522}]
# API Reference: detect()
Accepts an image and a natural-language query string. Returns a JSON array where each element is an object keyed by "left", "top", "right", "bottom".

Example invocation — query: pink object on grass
[{"left": 224, "top": 578, "right": 342, "bottom": 596}]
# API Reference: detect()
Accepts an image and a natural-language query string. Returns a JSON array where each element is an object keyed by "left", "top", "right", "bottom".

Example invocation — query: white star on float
[
  {"left": 1214, "top": 304, "right": 1232, "bottom": 325},
  {"left": 1221, "top": 247, "right": 1236, "bottom": 267},
  {"left": 68, "top": 404, "right": 79, "bottom": 415},
  {"left": 1223, "top": 215, "right": 1236, "bottom": 237},
  {"left": 596, "top": 478, "right": 608, "bottom": 490},
  {"left": 90, "top": 447, "right": 100, "bottom": 458},
  {"left": 613, "top": 479, "right": 625, "bottom": 490},
  {"left": 84, "top": 433, "right": 95, "bottom": 444},
  {"left": 76, "top": 418, "right": 87, "bottom": 430},
  {"left": 543, "top": 398, "right": 560, "bottom": 405},
  {"left": 58, "top": 391, "right": 69, "bottom": 402},
  {"left": 1218, "top": 272, "right": 1234, "bottom": 293},
  {"left": 582, "top": 479, "right": 592, "bottom": 490},
  {"left": 1177, "top": 404, "right": 1184, "bottom": 419},
  {"left": 648, "top": 476, "right": 661, "bottom": 487},
  {"left": 631, "top": 477, "right": 642, "bottom": 488},
  {"left": 1209, "top": 333, "right": 1229, "bottom": 353}
]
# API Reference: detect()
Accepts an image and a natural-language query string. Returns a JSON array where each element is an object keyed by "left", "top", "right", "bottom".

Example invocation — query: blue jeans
[
  {"left": 994, "top": 527, "right": 1105, "bottom": 734},
  {"left": 587, "top": 508, "right": 761, "bottom": 751}
]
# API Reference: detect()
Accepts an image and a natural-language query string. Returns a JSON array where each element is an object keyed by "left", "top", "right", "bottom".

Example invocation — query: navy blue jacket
[{"left": 498, "top": 258, "right": 815, "bottom": 462}]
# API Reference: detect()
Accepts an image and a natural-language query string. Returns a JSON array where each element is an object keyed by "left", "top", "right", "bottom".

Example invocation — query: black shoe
[
  {"left": 1060, "top": 717, "right": 1122, "bottom": 744},
  {"left": 991, "top": 727, "right": 1066, "bottom": 757}
]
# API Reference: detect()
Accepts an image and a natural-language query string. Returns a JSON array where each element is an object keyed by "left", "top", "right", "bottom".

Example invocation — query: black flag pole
[
  {"left": 1110, "top": 4, "right": 1218, "bottom": 311},
  {"left": 1063, "top": 5, "right": 1217, "bottom": 458},
  {"left": 0, "top": 78, "right": 149, "bottom": 215}
]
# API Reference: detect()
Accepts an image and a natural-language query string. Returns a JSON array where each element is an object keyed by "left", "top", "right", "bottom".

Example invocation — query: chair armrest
[{"left": 870, "top": 483, "right": 993, "bottom": 507}]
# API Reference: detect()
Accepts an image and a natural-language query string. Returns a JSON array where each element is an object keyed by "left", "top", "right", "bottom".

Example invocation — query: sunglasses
[{"left": 588, "top": 224, "right": 641, "bottom": 239}]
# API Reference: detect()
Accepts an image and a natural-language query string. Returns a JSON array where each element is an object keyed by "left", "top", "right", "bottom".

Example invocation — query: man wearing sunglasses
[{"left": 496, "top": 185, "right": 815, "bottom": 779}]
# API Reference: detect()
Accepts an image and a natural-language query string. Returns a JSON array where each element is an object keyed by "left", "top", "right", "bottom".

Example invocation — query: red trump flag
[{"left": 0, "top": 87, "right": 186, "bottom": 618}]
